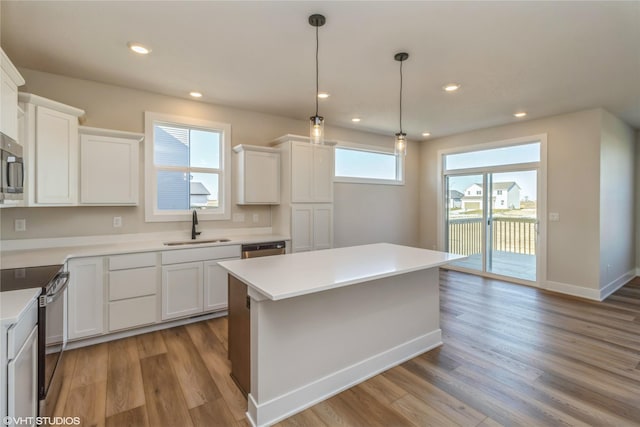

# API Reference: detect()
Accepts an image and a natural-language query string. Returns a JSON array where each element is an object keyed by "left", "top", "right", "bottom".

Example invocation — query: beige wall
[
  {"left": 419, "top": 109, "right": 603, "bottom": 290},
  {"left": 0, "top": 68, "right": 419, "bottom": 246},
  {"left": 636, "top": 130, "right": 640, "bottom": 270},
  {"left": 599, "top": 110, "right": 636, "bottom": 287}
]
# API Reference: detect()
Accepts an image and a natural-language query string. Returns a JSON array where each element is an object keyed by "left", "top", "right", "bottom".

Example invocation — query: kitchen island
[{"left": 218, "top": 243, "right": 465, "bottom": 427}]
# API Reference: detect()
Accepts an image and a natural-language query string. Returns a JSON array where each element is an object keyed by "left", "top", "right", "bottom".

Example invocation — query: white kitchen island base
[{"left": 219, "top": 243, "right": 464, "bottom": 427}]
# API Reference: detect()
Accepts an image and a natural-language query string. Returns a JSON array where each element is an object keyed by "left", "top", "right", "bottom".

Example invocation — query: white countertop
[
  {"left": 218, "top": 243, "right": 466, "bottom": 301},
  {"left": 0, "top": 233, "right": 289, "bottom": 269},
  {"left": 0, "top": 288, "right": 40, "bottom": 326}
]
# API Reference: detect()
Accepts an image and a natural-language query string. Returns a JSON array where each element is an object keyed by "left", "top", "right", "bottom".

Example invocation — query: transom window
[
  {"left": 334, "top": 142, "right": 404, "bottom": 185},
  {"left": 145, "top": 112, "right": 231, "bottom": 222}
]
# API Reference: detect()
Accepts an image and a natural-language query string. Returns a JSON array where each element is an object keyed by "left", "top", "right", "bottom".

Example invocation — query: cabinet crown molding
[
  {"left": 233, "top": 144, "right": 278, "bottom": 154},
  {"left": 1, "top": 48, "right": 25, "bottom": 86},
  {"left": 18, "top": 92, "right": 85, "bottom": 118},
  {"left": 270, "top": 134, "right": 337, "bottom": 146},
  {"left": 79, "top": 125, "right": 144, "bottom": 142}
]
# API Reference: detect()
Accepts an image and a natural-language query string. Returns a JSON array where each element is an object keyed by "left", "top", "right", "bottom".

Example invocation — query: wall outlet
[
  {"left": 252, "top": 213, "right": 260, "bottom": 223},
  {"left": 233, "top": 213, "right": 245, "bottom": 223},
  {"left": 113, "top": 216, "right": 122, "bottom": 228},
  {"left": 549, "top": 212, "right": 560, "bottom": 222},
  {"left": 14, "top": 219, "right": 26, "bottom": 232}
]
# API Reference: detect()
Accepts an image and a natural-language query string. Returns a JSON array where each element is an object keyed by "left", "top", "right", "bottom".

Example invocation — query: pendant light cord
[
  {"left": 399, "top": 59, "right": 403, "bottom": 134},
  {"left": 315, "top": 24, "right": 319, "bottom": 116}
]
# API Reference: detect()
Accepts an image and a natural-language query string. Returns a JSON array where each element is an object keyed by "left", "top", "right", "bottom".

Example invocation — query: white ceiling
[{"left": 2, "top": 1, "right": 639, "bottom": 140}]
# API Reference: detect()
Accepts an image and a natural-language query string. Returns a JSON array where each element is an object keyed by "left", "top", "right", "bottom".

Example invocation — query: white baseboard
[
  {"left": 247, "top": 330, "right": 442, "bottom": 427},
  {"left": 599, "top": 269, "right": 635, "bottom": 301},
  {"left": 65, "top": 310, "right": 226, "bottom": 350},
  {"left": 543, "top": 280, "right": 601, "bottom": 301},
  {"left": 636, "top": 268, "right": 640, "bottom": 277}
]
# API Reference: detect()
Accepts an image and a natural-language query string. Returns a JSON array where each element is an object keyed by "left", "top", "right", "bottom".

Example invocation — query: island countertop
[{"left": 218, "top": 243, "right": 465, "bottom": 301}]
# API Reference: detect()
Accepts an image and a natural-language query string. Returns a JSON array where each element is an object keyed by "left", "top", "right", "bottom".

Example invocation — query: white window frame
[
  {"left": 436, "top": 133, "right": 548, "bottom": 287},
  {"left": 144, "top": 112, "right": 231, "bottom": 222},
  {"left": 333, "top": 140, "right": 404, "bottom": 185}
]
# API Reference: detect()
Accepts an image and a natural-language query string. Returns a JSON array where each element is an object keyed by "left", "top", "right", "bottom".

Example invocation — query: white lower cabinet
[
  {"left": 67, "top": 257, "right": 104, "bottom": 340},
  {"left": 107, "top": 258, "right": 158, "bottom": 332},
  {"left": 204, "top": 258, "right": 239, "bottom": 311},
  {"left": 63, "top": 245, "right": 241, "bottom": 343},
  {"left": 7, "top": 326, "right": 38, "bottom": 425},
  {"left": 162, "top": 262, "right": 204, "bottom": 320}
]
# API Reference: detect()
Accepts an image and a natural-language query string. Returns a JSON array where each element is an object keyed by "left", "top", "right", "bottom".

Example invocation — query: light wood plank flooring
[{"left": 52, "top": 271, "right": 640, "bottom": 426}]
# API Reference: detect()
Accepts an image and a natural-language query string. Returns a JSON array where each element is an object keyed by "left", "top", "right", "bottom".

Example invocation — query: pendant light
[
  {"left": 394, "top": 52, "right": 409, "bottom": 156},
  {"left": 309, "top": 14, "right": 326, "bottom": 144}
]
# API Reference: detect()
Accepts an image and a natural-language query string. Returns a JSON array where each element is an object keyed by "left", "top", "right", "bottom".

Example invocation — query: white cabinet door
[
  {"left": 204, "top": 258, "right": 238, "bottom": 312},
  {"left": 7, "top": 325, "right": 38, "bottom": 423},
  {"left": 162, "top": 262, "right": 203, "bottom": 320},
  {"left": 0, "top": 69, "right": 19, "bottom": 141},
  {"left": 291, "top": 143, "right": 314, "bottom": 202},
  {"left": 313, "top": 145, "right": 333, "bottom": 202},
  {"left": 313, "top": 204, "right": 333, "bottom": 250},
  {"left": 80, "top": 133, "right": 139, "bottom": 205},
  {"left": 291, "top": 205, "right": 314, "bottom": 252},
  {"left": 68, "top": 258, "right": 104, "bottom": 340},
  {"left": 242, "top": 150, "right": 280, "bottom": 204},
  {"left": 35, "top": 106, "right": 78, "bottom": 204}
]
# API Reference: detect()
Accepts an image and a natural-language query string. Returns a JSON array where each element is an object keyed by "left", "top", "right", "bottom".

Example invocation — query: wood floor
[{"left": 52, "top": 271, "right": 640, "bottom": 426}]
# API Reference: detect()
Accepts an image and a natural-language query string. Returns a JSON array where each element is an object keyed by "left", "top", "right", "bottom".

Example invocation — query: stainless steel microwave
[{"left": 0, "top": 132, "right": 24, "bottom": 203}]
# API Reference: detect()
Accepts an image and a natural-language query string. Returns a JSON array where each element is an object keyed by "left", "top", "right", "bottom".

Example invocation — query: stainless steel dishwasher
[{"left": 229, "top": 241, "right": 286, "bottom": 397}]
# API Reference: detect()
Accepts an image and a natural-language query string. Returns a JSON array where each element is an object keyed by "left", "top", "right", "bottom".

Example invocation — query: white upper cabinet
[
  {"left": 79, "top": 126, "right": 143, "bottom": 205},
  {"left": 233, "top": 144, "right": 280, "bottom": 205},
  {"left": 0, "top": 49, "right": 25, "bottom": 142},
  {"left": 291, "top": 142, "right": 333, "bottom": 203},
  {"left": 19, "top": 93, "right": 85, "bottom": 206},
  {"left": 271, "top": 135, "right": 334, "bottom": 204}
]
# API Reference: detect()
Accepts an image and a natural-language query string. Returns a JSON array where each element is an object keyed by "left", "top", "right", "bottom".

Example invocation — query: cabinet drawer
[
  {"left": 109, "top": 267, "right": 157, "bottom": 301},
  {"left": 162, "top": 245, "right": 240, "bottom": 265},
  {"left": 7, "top": 298, "right": 38, "bottom": 360},
  {"left": 108, "top": 296, "right": 156, "bottom": 332},
  {"left": 109, "top": 252, "right": 157, "bottom": 270}
]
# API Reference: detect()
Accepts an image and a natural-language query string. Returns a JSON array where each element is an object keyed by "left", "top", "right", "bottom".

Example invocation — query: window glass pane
[
  {"left": 335, "top": 148, "right": 397, "bottom": 180},
  {"left": 189, "top": 173, "right": 219, "bottom": 209},
  {"left": 445, "top": 142, "right": 540, "bottom": 171},
  {"left": 190, "top": 129, "right": 220, "bottom": 169},
  {"left": 154, "top": 125, "right": 189, "bottom": 167},
  {"left": 157, "top": 170, "right": 189, "bottom": 210}
]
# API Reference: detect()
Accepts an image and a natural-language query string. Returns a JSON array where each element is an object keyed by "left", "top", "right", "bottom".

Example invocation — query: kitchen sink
[{"left": 164, "top": 238, "right": 231, "bottom": 246}]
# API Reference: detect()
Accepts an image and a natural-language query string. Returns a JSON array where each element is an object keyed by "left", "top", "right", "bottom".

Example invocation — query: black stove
[{"left": 0, "top": 264, "right": 63, "bottom": 292}]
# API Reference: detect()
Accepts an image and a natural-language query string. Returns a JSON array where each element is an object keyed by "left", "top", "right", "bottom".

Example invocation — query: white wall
[
  {"left": 0, "top": 68, "right": 419, "bottom": 247},
  {"left": 599, "top": 110, "right": 636, "bottom": 292},
  {"left": 420, "top": 109, "right": 603, "bottom": 293}
]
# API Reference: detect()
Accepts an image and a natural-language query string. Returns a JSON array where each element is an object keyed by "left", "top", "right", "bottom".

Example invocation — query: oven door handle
[{"left": 40, "top": 272, "right": 70, "bottom": 307}]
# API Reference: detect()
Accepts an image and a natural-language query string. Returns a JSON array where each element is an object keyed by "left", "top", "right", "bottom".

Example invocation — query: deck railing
[{"left": 448, "top": 217, "right": 537, "bottom": 256}]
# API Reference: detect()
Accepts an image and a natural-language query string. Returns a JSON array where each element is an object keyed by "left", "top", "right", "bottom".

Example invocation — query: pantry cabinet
[
  {"left": 19, "top": 93, "right": 85, "bottom": 206},
  {"left": 271, "top": 135, "right": 334, "bottom": 253},
  {"left": 79, "top": 126, "right": 143, "bottom": 205}
]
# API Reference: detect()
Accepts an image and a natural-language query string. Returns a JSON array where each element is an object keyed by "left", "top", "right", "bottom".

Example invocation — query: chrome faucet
[{"left": 191, "top": 209, "right": 201, "bottom": 240}]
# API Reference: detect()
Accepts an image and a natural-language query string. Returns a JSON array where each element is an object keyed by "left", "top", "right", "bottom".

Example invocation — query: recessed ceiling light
[
  {"left": 351, "top": 117, "right": 361, "bottom": 123},
  {"left": 127, "top": 42, "right": 151, "bottom": 55},
  {"left": 443, "top": 83, "right": 461, "bottom": 92},
  {"left": 318, "top": 92, "right": 330, "bottom": 99},
  {"left": 190, "top": 92, "right": 203, "bottom": 98},
  {"left": 422, "top": 132, "right": 431, "bottom": 137},
  {"left": 514, "top": 112, "right": 527, "bottom": 118}
]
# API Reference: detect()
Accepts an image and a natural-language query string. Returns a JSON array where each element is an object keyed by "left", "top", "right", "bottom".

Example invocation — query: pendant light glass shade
[
  {"left": 309, "top": 14, "right": 326, "bottom": 144},
  {"left": 310, "top": 115, "right": 325, "bottom": 145},
  {"left": 395, "top": 132, "right": 407, "bottom": 156},
  {"left": 394, "top": 52, "right": 409, "bottom": 156}
]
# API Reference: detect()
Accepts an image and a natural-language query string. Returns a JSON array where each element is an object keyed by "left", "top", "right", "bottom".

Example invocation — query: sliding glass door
[{"left": 443, "top": 140, "right": 542, "bottom": 284}]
